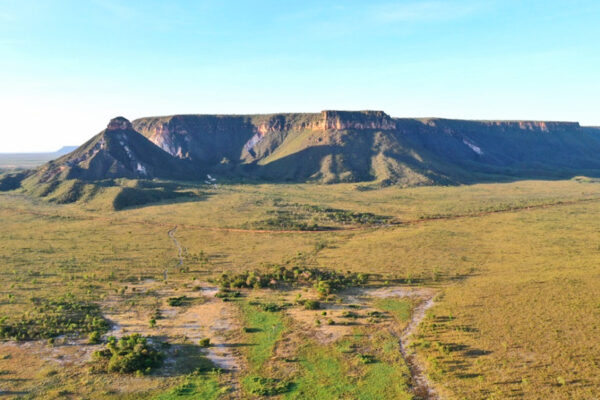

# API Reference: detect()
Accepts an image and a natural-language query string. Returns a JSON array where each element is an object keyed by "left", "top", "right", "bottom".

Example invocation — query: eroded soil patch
[{"left": 102, "top": 280, "right": 243, "bottom": 382}]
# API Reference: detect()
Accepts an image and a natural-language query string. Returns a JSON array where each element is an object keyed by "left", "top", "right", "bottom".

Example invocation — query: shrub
[
  {"left": 91, "top": 334, "right": 164, "bottom": 374},
  {"left": 303, "top": 300, "right": 320, "bottom": 310},
  {"left": 356, "top": 354, "right": 377, "bottom": 364},
  {"left": 0, "top": 295, "right": 109, "bottom": 341},
  {"left": 341, "top": 311, "right": 359, "bottom": 319},
  {"left": 215, "top": 289, "right": 241, "bottom": 301},
  {"left": 88, "top": 331, "right": 102, "bottom": 344},
  {"left": 261, "top": 303, "right": 283, "bottom": 312},
  {"left": 199, "top": 338, "right": 210, "bottom": 347},
  {"left": 246, "top": 376, "right": 293, "bottom": 396},
  {"left": 167, "top": 296, "right": 188, "bottom": 307}
]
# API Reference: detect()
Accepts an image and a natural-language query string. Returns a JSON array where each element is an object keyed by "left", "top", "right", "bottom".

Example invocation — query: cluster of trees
[
  {"left": 0, "top": 295, "right": 108, "bottom": 341},
  {"left": 215, "top": 266, "right": 368, "bottom": 296},
  {"left": 91, "top": 334, "right": 164, "bottom": 375},
  {"left": 248, "top": 202, "right": 391, "bottom": 231},
  {"left": 302, "top": 204, "right": 391, "bottom": 225}
]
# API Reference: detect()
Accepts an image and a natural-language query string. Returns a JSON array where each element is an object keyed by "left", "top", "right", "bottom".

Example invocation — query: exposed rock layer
[{"left": 8, "top": 111, "right": 600, "bottom": 189}]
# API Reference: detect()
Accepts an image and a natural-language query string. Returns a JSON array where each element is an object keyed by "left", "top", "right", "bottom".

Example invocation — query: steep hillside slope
[
  {"left": 133, "top": 111, "right": 600, "bottom": 185},
  {"left": 29, "top": 117, "right": 195, "bottom": 183},
  {"left": 0, "top": 117, "right": 199, "bottom": 208}
]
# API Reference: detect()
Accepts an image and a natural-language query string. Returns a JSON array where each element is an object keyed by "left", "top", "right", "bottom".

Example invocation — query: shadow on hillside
[
  {"left": 242, "top": 145, "right": 375, "bottom": 183},
  {"left": 116, "top": 190, "right": 208, "bottom": 211},
  {"left": 111, "top": 180, "right": 212, "bottom": 211},
  {"left": 218, "top": 130, "right": 600, "bottom": 186}
]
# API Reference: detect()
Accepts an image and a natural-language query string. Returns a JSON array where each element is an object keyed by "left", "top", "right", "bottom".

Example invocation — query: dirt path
[
  {"left": 167, "top": 226, "right": 184, "bottom": 266},
  {"left": 368, "top": 287, "right": 439, "bottom": 400}
]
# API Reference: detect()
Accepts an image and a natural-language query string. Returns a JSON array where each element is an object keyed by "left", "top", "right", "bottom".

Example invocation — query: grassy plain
[{"left": 0, "top": 178, "right": 599, "bottom": 398}]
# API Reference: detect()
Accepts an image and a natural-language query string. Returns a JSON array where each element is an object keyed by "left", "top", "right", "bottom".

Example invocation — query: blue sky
[{"left": 1, "top": 0, "right": 599, "bottom": 151}]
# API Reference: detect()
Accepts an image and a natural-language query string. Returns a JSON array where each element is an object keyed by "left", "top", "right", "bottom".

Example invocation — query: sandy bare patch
[{"left": 102, "top": 280, "right": 243, "bottom": 374}]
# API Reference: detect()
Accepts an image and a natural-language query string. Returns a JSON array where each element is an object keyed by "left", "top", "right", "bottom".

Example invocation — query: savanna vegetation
[{"left": 0, "top": 178, "right": 599, "bottom": 398}]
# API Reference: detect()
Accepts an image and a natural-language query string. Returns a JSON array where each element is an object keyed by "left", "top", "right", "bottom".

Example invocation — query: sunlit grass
[{"left": 0, "top": 178, "right": 599, "bottom": 398}]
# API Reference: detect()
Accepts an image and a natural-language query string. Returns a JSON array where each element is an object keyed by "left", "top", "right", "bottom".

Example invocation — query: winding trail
[
  {"left": 167, "top": 226, "right": 184, "bottom": 266},
  {"left": 369, "top": 287, "right": 439, "bottom": 399},
  {"left": 401, "top": 295, "right": 438, "bottom": 400}
]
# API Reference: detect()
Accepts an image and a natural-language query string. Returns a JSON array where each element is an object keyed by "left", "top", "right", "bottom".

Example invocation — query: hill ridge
[{"left": 2, "top": 111, "right": 600, "bottom": 199}]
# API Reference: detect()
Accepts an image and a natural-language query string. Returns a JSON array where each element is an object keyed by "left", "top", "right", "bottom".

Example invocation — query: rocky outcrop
[
  {"left": 317, "top": 110, "right": 396, "bottom": 131},
  {"left": 106, "top": 116, "right": 133, "bottom": 131}
]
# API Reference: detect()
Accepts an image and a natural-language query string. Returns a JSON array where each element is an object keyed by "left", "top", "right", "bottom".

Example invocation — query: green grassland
[{"left": 0, "top": 178, "right": 599, "bottom": 398}]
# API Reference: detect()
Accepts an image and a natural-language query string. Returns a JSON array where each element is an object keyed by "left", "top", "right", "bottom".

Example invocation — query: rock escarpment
[
  {"left": 131, "top": 111, "right": 600, "bottom": 185},
  {"left": 5, "top": 111, "right": 600, "bottom": 191}
]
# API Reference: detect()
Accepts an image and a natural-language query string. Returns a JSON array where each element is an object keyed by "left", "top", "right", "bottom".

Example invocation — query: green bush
[
  {"left": 356, "top": 353, "right": 377, "bottom": 364},
  {"left": 215, "top": 289, "right": 241, "bottom": 301},
  {"left": 261, "top": 303, "right": 284, "bottom": 312},
  {"left": 88, "top": 331, "right": 102, "bottom": 344},
  {"left": 303, "top": 300, "right": 321, "bottom": 310},
  {"left": 341, "top": 311, "right": 359, "bottom": 319},
  {"left": 167, "top": 296, "right": 188, "bottom": 307},
  {"left": 91, "top": 334, "right": 164, "bottom": 374},
  {"left": 0, "top": 295, "right": 109, "bottom": 341},
  {"left": 245, "top": 376, "right": 293, "bottom": 396}
]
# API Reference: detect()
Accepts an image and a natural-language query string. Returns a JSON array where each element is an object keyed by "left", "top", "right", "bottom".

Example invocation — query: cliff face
[
  {"left": 129, "top": 111, "right": 600, "bottom": 184},
  {"left": 318, "top": 111, "right": 396, "bottom": 130},
  {"left": 7, "top": 111, "right": 600, "bottom": 191},
  {"left": 132, "top": 111, "right": 399, "bottom": 164}
]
